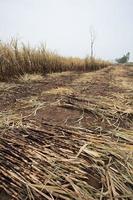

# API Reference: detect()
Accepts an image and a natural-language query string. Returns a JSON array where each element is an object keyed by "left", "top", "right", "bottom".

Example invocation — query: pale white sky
[{"left": 0, "top": 0, "right": 133, "bottom": 61}]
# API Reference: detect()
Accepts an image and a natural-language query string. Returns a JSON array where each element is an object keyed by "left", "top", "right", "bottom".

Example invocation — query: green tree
[{"left": 116, "top": 52, "right": 130, "bottom": 64}]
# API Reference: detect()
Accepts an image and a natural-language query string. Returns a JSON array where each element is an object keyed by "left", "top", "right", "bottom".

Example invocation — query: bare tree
[{"left": 89, "top": 26, "right": 96, "bottom": 59}]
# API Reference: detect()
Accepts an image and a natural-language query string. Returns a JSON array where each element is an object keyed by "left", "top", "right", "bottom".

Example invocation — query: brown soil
[{"left": 1, "top": 65, "right": 132, "bottom": 129}]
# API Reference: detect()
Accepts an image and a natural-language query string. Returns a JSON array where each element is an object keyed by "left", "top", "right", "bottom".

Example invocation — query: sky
[{"left": 0, "top": 0, "right": 133, "bottom": 61}]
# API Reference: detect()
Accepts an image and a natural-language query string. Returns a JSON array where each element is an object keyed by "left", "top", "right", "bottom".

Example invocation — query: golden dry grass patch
[
  {"left": 42, "top": 87, "right": 74, "bottom": 96},
  {"left": 15, "top": 96, "right": 46, "bottom": 116},
  {"left": 112, "top": 66, "right": 133, "bottom": 90},
  {"left": 116, "top": 77, "right": 133, "bottom": 90},
  {"left": 0, "top": 82, "right": 16, "bottom": 92},
  {"left": 73, "top": 72, "right": 95, "bottom": 84},
  {"left": 0, "top": 96, "right": 46, "bottom": 128},
  {"left": 72, "top": 66, "right": 110, "bottom": 84},
  {"left": 48, "top": 71, "right": 73, "bottom": 78},
  {"left": 0, "top": 111, "right": 23, "bottom": 128},
  {"left": 18, "top": 73, "right": 44, "bottom": 83}
]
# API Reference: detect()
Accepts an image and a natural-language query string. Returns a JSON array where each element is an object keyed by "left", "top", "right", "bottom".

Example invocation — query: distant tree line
[{"left": 115, "top": 52, "right": 130, "bottom": 64}]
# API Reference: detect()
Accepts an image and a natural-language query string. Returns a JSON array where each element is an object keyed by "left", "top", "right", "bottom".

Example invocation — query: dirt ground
[
  {"left": 0, "top": 65, "right": 132, "bottom": 130},
  {"left": 0, "top": 65, "right": 133, "bottom": 200}
]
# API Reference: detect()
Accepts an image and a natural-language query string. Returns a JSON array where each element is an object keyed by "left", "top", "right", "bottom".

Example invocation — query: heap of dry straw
[{"left": 0, "top": 118, "right": 133, "bottom": 200}]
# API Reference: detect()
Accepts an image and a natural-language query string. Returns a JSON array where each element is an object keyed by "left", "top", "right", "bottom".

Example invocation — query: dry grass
[
  {"left": 0, "top": 96, "right": 46, "bottom": 129},
  {"left": 73, "top": 71, "right": 95, "bottom": 84},
  {"left": 0, "top": 105, "right": 133, "bottom": 198},
  {"left": 48, "top": 71, "right": 73, "bottom": 78},
  {"left": 73, "top": 66, "right": 112, "bottom": 84},
  {"left": 43, "top": 87, "right": 74, "bottom": 96},
  {"left": 0, "top": 40, "right": 110, "bottom": 81},
  {"left": 0, "top": 122, "right": 133, "bottom": 200},
  {"left": 19, "top": 73, "right": 44, "bottom": 83},
  {"left": 0, "top": 85, "right": 132, "bottom": 199},
  {"left": 0, "top": 42, "right": 132, "bottom": 200},
  {"left": 0, "top": 82, "right": 16, "bottom": 92},
  {"left": 59, "top": 94, "right": 133, "bottom": 130},
  {"left": 0, "top": 111, "right": 23, "bottom": 129},
  {"left": 112, "top": 67, "right": 133, "bottom": 90}
]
